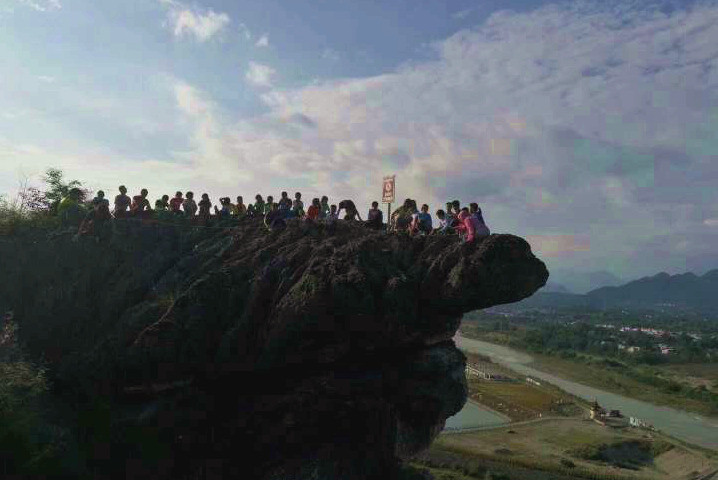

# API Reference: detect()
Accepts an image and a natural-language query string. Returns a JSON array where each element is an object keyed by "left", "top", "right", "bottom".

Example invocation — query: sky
[{"left": 1, "top": 0, "right": 718, "bottom": 284}]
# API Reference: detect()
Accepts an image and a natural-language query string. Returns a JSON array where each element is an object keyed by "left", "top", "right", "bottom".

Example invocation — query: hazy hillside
[{"left": 512, "top": 269, "right": 718, "bottom": 314}]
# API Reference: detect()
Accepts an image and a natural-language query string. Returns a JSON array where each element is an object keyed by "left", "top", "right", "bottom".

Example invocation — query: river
[{"left": 445, "top": 334, "right": 718, "bottom": 450}]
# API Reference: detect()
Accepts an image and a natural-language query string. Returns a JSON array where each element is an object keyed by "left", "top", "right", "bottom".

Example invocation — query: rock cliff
[{"left": 0, "top": 218, "right": 548, "bottom": 479}]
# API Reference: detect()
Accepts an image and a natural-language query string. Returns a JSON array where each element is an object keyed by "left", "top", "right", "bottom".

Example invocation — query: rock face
[{"left": 0, "top": 218, "right": 548, "bottom": 479}]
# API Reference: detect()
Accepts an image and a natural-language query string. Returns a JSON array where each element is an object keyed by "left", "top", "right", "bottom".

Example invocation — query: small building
[
  {"left": 589, "top": 400, "right": 606, "bottom": 420},
  {"left": 526, "top": 377, "right": 541, "bottom": 387}
]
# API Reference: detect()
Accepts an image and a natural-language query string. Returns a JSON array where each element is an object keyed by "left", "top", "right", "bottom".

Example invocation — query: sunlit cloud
[
  {"left": 159, "top": 0, "right": 230, "bottom": 42},
  {"left": 16, "top": 0, "right": 61, "bottom": 12},
  {"left": 245, "top": 61, "right": 276, "bottom": 87},
  {"left": 255, "top": 34, "right": 269, "bottom": 47}
]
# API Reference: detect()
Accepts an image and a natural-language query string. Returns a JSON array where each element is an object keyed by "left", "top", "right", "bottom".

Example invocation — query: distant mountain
[
  {"left": 540, "top": 282, "right": 573, "bottom": 294},
  {"left": 586, "top": 269, "right": 718, "bottom": 312},
  {"left": 512, "top": 269, "right": 718, "bottom": 314},
  {"left": 549, "top": 269, "right": 623, "bottom": 294}
]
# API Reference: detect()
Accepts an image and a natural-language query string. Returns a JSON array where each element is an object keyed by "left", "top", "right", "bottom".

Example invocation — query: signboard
[{"left": 382, "top": 175, "right": 395, "bottom": 204}]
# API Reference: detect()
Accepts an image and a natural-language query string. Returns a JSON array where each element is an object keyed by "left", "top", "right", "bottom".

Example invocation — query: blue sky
[{"left": 2, "top": 0, "right": 718, "bottom": 284}]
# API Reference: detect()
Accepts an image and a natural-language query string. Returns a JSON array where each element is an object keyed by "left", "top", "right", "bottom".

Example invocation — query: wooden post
[{"left": 386, "top": 202, "right": 391, "bottom": 233}]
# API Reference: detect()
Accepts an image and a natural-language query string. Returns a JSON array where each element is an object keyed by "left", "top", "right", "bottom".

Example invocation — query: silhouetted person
[
  {"left": 367, "top": 201, "right": 383, "bottom": 230},
  {"left": 170, "top": 191, "right": 184, "bottom": 214},
  {"left": 130, "top": 189, "right": 152, "bottom": 218},
  {"left": 338, "top": 200, "right": 362, "bottom": 221},
  {"left": 114, "top": 185, "right": 131, "bottom": 218},
  {"left": 183, "top": 191, "right": 197, "bottom": 217}
]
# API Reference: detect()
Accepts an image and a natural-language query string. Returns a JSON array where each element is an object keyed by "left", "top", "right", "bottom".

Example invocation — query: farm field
[{"left": 432, "top": 418, "right": 717, "bottom": 480}]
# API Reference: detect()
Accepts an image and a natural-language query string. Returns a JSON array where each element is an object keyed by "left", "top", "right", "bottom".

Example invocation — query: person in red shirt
[
  {"left": 306, "top": 198, "right": 320, "bottom": 220},
  {"left": 169, "top": 191, "right": 183, "bottom": 214}
]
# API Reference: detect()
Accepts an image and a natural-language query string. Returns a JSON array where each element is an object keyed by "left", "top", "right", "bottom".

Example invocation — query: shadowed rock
[{"left": 0, "top": 218, "right": 547, "bottom": 479}]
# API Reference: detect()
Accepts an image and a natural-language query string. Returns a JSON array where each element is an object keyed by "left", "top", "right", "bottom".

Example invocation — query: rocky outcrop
[{"left": 0, "top": 218, "right": 548, "bottom": 479}]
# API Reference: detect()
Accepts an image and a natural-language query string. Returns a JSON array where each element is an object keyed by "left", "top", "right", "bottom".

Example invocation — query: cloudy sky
[{"left": 1, "top": 0, "right": 717, "bottom": 283}]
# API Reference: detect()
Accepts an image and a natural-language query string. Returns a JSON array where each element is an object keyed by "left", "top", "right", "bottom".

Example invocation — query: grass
[
  {"left": 433, "top": 418, "right": 712, "bottom": 480},
  {"left": 467, "top": 379, "right": 578, "bottom": 422},
  {"left": 527, "top": 353, "right": 718, "bottom": 417}
]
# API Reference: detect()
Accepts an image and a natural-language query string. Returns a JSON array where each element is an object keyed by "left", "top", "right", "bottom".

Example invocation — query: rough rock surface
[{"left": 0, "top": 218, "right": 548, "bottom": 479}]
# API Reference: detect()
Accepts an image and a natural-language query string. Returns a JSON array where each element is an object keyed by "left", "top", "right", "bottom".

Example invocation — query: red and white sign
[{"left": 382, "top": 175, "right": 395, "bottom": 204}]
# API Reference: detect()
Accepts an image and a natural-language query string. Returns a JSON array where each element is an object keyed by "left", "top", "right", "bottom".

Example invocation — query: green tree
[{"left": 17, "top": 168, "right": 91, "bottom": 214}]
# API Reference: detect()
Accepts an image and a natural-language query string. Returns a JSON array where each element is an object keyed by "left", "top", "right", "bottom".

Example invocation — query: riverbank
[
  {"left": 528, "top": 353, "right": 718, "bottom": 418},
  {"left": 459, "top": 328, "right": 718, "bottom": 418},
  {"left": 454, "top": 334, "right": 718, "bottom": 450},
  {"left": 460, "top": 325, "right": 718, "bottom": 419}
]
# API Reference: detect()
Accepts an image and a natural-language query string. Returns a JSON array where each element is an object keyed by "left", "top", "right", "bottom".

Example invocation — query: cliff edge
[{"left": 0, "top": 218, "right": 548, "bottom": 479}]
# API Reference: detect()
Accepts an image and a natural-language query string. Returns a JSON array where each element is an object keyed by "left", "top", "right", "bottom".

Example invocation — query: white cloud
[
  {"left": 239, "top": 23, "right": 252, "bottom": 41},
  {"left": 16, "top": 0, "right": 61, "bottom": 12},
  {"left": 245, "top": 61, "right": 276, "bottom": 87},
  {"left": 159, "top": 0, "right": 230, "bottom": 42},
  {"left": 255, "top": 34, "right": 269, "bottom": 47},
  {"left": 36, "top": 75, "right": 56, "bottom": 83},
  {"left": 704, "top": 219, "right": 718, "bottom": 227},
  {"left": 170, "top": 1, "right": 718, "bottom": 275}
]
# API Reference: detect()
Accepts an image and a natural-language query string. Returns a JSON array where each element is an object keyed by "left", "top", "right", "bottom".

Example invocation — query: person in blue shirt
[{"left": 416, "top": 203, "right": 433, "bottom": 235}]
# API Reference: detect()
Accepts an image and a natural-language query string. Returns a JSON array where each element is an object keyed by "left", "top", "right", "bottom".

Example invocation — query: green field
[{"left": 430, "top": 419, "right": 716, "bottom": 480}]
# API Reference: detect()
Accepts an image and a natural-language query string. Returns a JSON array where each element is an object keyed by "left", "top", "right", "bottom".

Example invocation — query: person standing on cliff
[
  {"left": 253, "top": 195, "right": 265, "bottom": 217},
  {"left": 264, "top": 196, "right": 274, "bottom": 216},
  {"left": 234, "top": 196, "right": 247, "bottom": 217},
  {"left": 197, "top": 193, "right": 211, "bottom": 224},
  {"left": 306, "top": 198, "right": 320, "bottom": 221},
  {"left": 319, "top": 196, "right": 330, "bottom": 219},
  {"left": 291, "top": 192, "right": 304, "bottom": 218},
  {"left": 367, "top": 201, "right": 383, "bottom": 230},
  {"left": 114, "top": 185, "right": 131, "bottom": 218},
  {"left": 183, "top": 191, "right": 197, "bottom": 218},
  {"left": 469, "top": 202, "right": 490, "bottom": 238}
]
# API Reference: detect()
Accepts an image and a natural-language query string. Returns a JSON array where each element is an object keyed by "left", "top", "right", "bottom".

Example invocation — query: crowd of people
[{"left": 56, "top": 185, "right": 490, "bottom": 242}]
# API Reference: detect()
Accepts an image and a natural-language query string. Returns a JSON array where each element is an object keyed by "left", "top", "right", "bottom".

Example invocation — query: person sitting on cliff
[
  {"left": 253, "top": 194, "right": 265, "bottom": 216},
  {"left": 169, "top": 191, "right": 184, "bottom": 215},
  {"left": 234, "top": 196, "right": 247, "bottom": 217},
  {"left": 291, "top": 192, "right": 305, "bottom": 218},
  {"left": 337, "top": 200, "right": 362, "bottom": 221},
  {"left": 390, "top": 198, "right": 414, "bottom": 232},
  {"left": 306, "top": 198, "right": 320, "bottom": 221},
  {"left": 218, "top": 197, "right": 234, "bottom": 219},
  {"left": 456, "top": 207, "right": 484, "bottom": 243},
  {"left": 264, "top": 196, "right": 274, "bottom": 216},
  {"left": 183, "top": 191, "right": 197, "bottom": 218},
  {"left": 469, "top": 202, "right": 490, "bottom": 238},
  {"left": 433, "top": 209, "right": 452, "bottom": 235},
  {"left": 113, "top": 185, "right": 131, "bottom": 218},
  {"left": 130, "top": 189, "right": 153, "bottom": 218},
  {"left": 155, "top": 195, "right": 170, "bottom": 211},
  {"left": 264, "top": 202, "right": 286, "bottom": 231},
  {"left": 278, "top": 191, "right": 292, "bottom": 211},
  {"left": 319, "top": 196, "right": 330, "bottom": 219},
  {"left": 77, "top": 200, "right": 111, "bottom": 240},
  {"left": 366, "top": 201, "right": 383, "bottom": 230},
  {"left": 246, "top": 203, "right": 256, "bottom": 218}
]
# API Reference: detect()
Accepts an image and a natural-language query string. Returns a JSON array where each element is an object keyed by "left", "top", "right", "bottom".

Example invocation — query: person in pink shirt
[{"left": 456, "top": 208, "right": 476, "bottom": 243}]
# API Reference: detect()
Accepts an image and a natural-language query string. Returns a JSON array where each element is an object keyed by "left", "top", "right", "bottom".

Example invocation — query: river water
[{"left": 445, "top": 334, "right": 718, "bottom": 450}]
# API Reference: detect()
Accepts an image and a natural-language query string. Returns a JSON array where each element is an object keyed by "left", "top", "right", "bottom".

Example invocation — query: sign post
[{"left": 382, "top": 175, "right": 395, "bottom": 232}]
